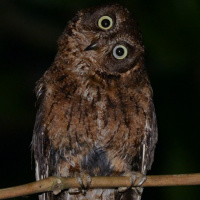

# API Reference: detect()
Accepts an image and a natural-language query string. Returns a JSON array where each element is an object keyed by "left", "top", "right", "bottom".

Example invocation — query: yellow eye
[
  {"left": 98, "top": 16, "right": 113, "bottom": 30},
  {"left": 113, "top": 45, "right": 128, "bottom": 59}
]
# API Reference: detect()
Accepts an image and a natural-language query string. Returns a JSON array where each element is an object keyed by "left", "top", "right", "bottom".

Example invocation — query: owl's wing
[
  {"left": 133, "top": 101, "right": 158, "bottom": 174},
  {"left": 32, "top": 80, "right": 50, "bottom": 199}
]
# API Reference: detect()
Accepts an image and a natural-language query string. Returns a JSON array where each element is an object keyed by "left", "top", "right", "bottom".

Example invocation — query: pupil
[
  {"left": 116, "top": 47, "right": 124, "bottom": 56},
  {"left": 102, "top": 19, "right": 110, "bottom": 28}
]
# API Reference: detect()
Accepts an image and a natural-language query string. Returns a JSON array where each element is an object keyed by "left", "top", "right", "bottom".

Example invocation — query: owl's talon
[
  {"left": 132, "top": 187, "right": 143, "bottom": 196},
  {"left": 136, "top": 175, "right": 146, "bottom": 187},
  {"left": 77, "top": 172, "right": 92, "bottom": 189},
  {"left": 53, "top": 189, "right": 61, "bottom": 195},
  {"left": 118, "top": 171, "right": 146, "bottom": 193},
  {"left": 69, "top": 188, "right": 81, "bottom": 194},
  {"left": 70, "top": 172, "right": 92, "bottom": 195}
]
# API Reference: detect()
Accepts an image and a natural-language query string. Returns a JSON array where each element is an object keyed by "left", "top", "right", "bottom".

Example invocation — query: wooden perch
[{"left": 0, "top": 173, "right": 200, "bottom": 199}]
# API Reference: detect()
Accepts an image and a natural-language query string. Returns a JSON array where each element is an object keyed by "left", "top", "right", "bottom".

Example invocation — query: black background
[{"left": 0, "top": 0, "right": 200, "bottom": 199}]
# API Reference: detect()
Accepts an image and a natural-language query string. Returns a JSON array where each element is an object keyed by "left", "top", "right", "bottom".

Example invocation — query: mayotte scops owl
[{"left": 32, "top": 3, "right": 158, "bottom": 200}]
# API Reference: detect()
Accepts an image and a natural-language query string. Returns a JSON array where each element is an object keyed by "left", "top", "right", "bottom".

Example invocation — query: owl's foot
[
  {"left": 118, "top": 171, "right": 146, "bottom": 193},
  {"left": 69, "top": 172, "right": 92, "bottom": 195}
]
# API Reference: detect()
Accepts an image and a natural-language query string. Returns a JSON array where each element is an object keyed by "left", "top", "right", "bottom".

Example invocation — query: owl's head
[{"left": 59, "top": 4, "right": 144, "bottom": 76}]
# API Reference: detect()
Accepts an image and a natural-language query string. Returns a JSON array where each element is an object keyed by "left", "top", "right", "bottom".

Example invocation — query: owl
[{"left": 32, "top": 3, "right": 158, "bottom": 200}]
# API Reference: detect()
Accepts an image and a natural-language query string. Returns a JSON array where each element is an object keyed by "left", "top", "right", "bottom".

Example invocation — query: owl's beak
[{"left": 84, "top": 42, "right": 98, "bottom": 51}]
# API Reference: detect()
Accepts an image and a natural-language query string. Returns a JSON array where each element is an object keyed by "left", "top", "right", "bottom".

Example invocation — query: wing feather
[{"left": 32, "top": 79, "right": 49, "bottom": 200}]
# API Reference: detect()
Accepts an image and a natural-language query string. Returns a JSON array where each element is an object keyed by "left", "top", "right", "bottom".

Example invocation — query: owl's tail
[
  {"left": 42, "top": 188, "right": 142, "bottom": 200},
  {"left": 116, "top": 188, "right": 143, "bottom": 200}
]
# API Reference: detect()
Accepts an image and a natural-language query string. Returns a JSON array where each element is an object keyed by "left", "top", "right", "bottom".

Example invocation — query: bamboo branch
[{"left": 0, "top": 173, "right": 200, "bottom": 199}]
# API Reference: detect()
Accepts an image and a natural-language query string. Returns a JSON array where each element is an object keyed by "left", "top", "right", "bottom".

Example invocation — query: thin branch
[{"left": 0, "top": 173, "right": 200, "bottom": 199}]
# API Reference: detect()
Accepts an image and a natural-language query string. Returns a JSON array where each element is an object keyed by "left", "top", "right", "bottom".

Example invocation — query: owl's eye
[
  {"left": 113, "top": 45, "right": 128, "bottom": 60},
  {"left": 98, "top": 16, "right": 113, "bottom": 30}
]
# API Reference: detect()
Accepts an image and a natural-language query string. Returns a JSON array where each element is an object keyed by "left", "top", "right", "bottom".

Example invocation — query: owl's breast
[
  {"left": 44, "top": 77, "right": 149, "bottom": 174},
  {"left": 78, "top": 81, "right": 149, "bottom": 174}
]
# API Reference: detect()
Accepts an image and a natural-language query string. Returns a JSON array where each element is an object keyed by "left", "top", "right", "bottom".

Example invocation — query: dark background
[{"left": 0, "top": 0, "right": 200, "bottom": 199}]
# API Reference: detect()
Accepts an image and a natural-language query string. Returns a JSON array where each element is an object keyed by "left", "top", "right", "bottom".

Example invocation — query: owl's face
[{"left": 64, "top": 4, "right": 144, "bottom": 75}]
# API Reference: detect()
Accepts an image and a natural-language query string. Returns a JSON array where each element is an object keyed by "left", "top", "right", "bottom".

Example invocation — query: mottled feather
[{"left": 32, "top": 3, "right": 158, "bottom": 200}]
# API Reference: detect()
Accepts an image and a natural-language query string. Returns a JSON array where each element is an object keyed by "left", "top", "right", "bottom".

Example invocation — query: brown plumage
[{"left": 32, "top": 3, "right": 158, "bottom": 200}]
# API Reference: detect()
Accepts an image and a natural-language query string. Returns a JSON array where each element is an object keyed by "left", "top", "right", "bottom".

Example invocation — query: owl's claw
[
  {"left": 132, "top": 187, "right": 143, "bottom": 196},
  {"left": 68, "top": 188, "right": 80, "bottom": 194},
  {"left": 118, "top": 171, "right": 146, "bottom": 193},
  {"left": 69, "top": 172, "right": 92, "bottom": 195},
  {"left": 78, "top": 172, "right": 92, "bottom": 190},
  {"left": 135, "top": 174, "right": 146, "bottom": 187}
]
